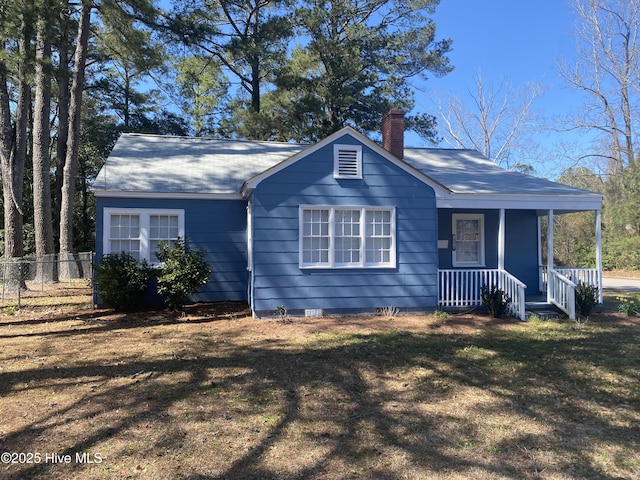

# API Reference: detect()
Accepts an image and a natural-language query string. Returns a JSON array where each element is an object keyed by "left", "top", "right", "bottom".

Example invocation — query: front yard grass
[{"left": 0, "top": 293, "right": 639, "bottom": 479}]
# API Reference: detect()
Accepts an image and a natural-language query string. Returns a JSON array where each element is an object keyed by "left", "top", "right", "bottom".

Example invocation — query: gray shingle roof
[
  {"left": 402, "top": 148, "right": 598, "bottom": 196},
  {"left": 94, "top": 133, "right": 600, "bottom": 202},
  {"left": 93, "top": 133, "right": 306, "bottom": 194}
]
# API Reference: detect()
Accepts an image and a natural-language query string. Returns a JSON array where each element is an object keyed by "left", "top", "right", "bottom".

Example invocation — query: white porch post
[
  {"left": 547, "top": 209, "right": 554, "bottom": 303},
  {"left": 596, "top": 209, "right": 603, "bottom": 303},
  {"left": 498, "top": 208, "right": 505, "bottom": 271}
]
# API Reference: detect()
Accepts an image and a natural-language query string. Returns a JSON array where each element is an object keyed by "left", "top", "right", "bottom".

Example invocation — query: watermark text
[{"left": 1, "top": 451, "right": 103, "bottom": 465}]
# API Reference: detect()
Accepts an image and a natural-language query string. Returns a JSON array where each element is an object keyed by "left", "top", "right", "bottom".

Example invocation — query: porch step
[
  {"left": 525, "top": 309, "right": 560, "bottom": 320},
  {"left": 525, "top": 299, "right": 562, "bottom": 320}
]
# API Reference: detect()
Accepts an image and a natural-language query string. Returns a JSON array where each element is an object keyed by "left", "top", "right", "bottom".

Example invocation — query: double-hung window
[
  {"left": 300, "top": 206, "right": 395, "bottom": 268},
  {"left": 109, "top": 213, "right": 141, "bottom": 260},
  {"left": 104, "top": 208, "right": 184, "bottom": 263}
]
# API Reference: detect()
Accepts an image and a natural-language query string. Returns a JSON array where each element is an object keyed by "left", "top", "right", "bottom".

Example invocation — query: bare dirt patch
[{"left": 1, "top": 290, "right": 639, "bottom": 479}]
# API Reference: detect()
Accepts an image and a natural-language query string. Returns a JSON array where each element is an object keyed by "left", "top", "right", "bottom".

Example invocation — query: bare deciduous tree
[
  {"left": 433, "top": 71, "right": 543, "bottom": 172},
  {"left": 558, "top": 0, "right": 640, "bottom": 176}
]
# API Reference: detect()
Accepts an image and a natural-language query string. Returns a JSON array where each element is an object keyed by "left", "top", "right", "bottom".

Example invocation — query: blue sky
[
  {"left": 407, "top": 0, "right": 584, "bottom": 175},
  {"left": 428, "top": 0, "right": 576, "bottom": 88}
]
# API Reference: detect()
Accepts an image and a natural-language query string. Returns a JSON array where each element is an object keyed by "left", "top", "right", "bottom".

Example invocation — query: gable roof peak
[{"left": 241, "top": 125, "right": 450, "bottom": 197}]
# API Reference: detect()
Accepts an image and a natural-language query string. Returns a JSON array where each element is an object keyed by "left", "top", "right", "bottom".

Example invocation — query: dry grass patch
[
  {"left": 602, "top": 270, "right": 640, "bottom": 279},
  {"left": 1, "top": 291, "right": 639, "bottom": 479}
]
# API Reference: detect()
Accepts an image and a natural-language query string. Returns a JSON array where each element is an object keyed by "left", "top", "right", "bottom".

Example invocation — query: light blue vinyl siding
[
  {"left": 251, "top": 134, "right": 438, "bottom": 315},
  {"left": 96, "top": 197, "right": 248, "bottom": 302},
  {"left": 504, "top": 210, "right": 539, "bottom": 291}
]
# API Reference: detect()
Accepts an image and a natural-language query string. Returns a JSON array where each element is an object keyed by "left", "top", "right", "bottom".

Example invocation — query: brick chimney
[{"left": 381, "top": 109, "right": 405, "bottom": 159}]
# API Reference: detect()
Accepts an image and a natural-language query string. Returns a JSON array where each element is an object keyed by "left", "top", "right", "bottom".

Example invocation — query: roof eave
[
  {"left": 436, "top": 193, "right": 603, "bottom": 211},
  {"left": 93, "top": 190, "right": 243, "bottom": 200}
]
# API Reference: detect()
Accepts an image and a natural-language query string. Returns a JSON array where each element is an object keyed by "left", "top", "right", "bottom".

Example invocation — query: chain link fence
[{"left": 0, "top": 252, "right": 94, "bottom": 309}]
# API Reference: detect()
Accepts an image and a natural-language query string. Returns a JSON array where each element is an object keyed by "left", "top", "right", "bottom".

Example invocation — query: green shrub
[
  {"left": 95, "top": 253, "right": 150, "bottom": 312},
  {"left": 154, "top": 238, "right": 212, "bottom": 310},
  {"left": 481, "top": 284, "right": 511, "bottom": 318},
  {"left": 575, "top": 282, "right": 599, "bottom": 321}
]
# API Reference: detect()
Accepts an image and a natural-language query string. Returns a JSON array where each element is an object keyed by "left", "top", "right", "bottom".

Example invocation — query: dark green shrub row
[{"left": 95, "top": 238, "right": 211, "bottom": 312}]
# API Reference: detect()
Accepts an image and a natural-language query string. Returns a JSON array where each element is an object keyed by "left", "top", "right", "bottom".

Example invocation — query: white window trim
[
  {"left": 103, "top": 208, "right": 185, "bottom": 263},
  {"left": 299, "top": 205, "right": 396, "bottom": 269},
  {"left": 333, "top": 144, "right": 363, "bottom": 179},
  {"left": 452, "top": 213, "right": 485, "bottom": 267}
]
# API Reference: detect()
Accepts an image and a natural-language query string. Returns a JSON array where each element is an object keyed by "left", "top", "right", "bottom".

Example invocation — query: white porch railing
[
  {"left": 547, "top": 269, "right": 576, "bottom": 320},
  {"left": 540, "top": 266, "right": 602, "bottom": 304},
  {"left": 438, "top": 269, "right": 527, "bottom": 321}
]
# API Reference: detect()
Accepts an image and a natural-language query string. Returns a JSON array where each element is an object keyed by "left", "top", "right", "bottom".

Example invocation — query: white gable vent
[{"left": 334, "top": 144, "right": 362, "bottom": 179}]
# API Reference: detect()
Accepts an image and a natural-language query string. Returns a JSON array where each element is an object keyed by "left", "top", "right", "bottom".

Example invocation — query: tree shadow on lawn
[
  {"left": 0, "top": 301, "right": 250, "bottom": 340},
  {"left": 2, "top": 317, "right": 639, "bottom": 479}
]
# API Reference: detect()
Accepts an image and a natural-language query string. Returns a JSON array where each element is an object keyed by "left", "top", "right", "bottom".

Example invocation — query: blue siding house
[{"left": 94, "top": 111, "right": 603, "bottom": 319}]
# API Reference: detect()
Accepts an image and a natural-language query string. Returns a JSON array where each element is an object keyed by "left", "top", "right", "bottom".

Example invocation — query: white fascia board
[
  {"left": 436, "top": 193, "right": 603, "bottom": 211},
  {"left": 93, "top": 190, "right": 243, "bottom": 200}
]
